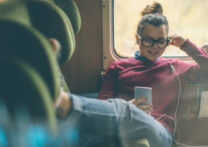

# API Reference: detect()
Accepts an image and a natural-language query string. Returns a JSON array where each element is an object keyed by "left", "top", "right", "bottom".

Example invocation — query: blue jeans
[{"left": 64, "top": 94, "right": 172, "bottom": 147}]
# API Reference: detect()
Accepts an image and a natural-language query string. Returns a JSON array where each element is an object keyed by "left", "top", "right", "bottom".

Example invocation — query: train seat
[
  {"left": 53, "top": 0, "right": 81, "bottom": 34},
  {"left": 0, "top": 0, "right": 75, "bottom": 65},
  {"left": 0, "top": 18, "right": 60, "bottom": 100},
  {"left": 0, "top": 0, "right": 80, "bottom": 92},
  {"left": 0, "top": 58, "right": 57, "bottom": 133}
]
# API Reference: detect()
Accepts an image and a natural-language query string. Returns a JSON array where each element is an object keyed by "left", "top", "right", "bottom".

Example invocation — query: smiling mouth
[{"left": 148, "top": 50, "right": 159, "bottom": 55}]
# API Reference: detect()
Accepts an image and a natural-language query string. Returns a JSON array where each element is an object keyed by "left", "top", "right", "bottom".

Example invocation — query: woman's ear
[{"left": 135, "top": 34, "right": 139, "bottom": 45}]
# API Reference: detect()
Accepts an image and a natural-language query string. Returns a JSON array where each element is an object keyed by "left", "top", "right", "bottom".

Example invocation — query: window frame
[
  {"left": 102, "top": 0, "right": 118, "bottom": 70},
  {"left": 102, "top": 0, "right": 194, "bottom": 70}
]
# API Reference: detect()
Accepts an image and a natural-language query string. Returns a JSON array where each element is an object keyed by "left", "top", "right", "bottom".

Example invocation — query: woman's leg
[{"left": 68, "top": 94, "right": 172, "bottom": 147}]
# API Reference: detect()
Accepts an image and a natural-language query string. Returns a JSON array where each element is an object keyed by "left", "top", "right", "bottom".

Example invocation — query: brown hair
[
  {"left": 137, "top": 1, "right": 168, "bottom": 35},
  {"left": 141, "top": 1, "right": 163, "bottom": 16}
]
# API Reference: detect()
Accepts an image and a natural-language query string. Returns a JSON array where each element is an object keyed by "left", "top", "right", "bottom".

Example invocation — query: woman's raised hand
[{"left": 169, "top": 34, "right": 186, "bottom": 48}]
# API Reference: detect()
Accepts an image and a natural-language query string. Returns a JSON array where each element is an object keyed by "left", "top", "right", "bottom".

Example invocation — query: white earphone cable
[{"left": 156, "top": 60, "right": 190, "bottom": 146}]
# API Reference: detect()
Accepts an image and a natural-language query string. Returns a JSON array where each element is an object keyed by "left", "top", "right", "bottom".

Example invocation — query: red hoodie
[{"left": 98, "top": 40, "right": 208, "bottom": 133}]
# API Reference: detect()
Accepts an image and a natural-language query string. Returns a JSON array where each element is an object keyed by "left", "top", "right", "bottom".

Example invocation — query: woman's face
[{"left": 137, "top": 24, "right": 168, "bottom": 61}]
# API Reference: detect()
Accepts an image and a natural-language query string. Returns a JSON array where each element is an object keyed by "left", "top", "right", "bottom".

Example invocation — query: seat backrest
[
  {"left": 0, "top": 0, "right": 30, "bottom": 25},
  {"left": 25, "top": 0, "right": 76, "bottom": 64},
  {"left": 0, "top": 18, "right": 60, "bottom": 100},
  {"left": 0, "top": 0, "right": 76, "bottom": 64},
  {"left": 0, "top": 58, "right": 57, "bottom": 133},
  {"left": 53, "top": 0, "right": 81, "bottom": 34}
]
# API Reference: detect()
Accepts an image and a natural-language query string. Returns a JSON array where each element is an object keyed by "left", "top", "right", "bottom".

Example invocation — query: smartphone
[{"left": 134, "top": 86, "right": 152, "bottom": 104}]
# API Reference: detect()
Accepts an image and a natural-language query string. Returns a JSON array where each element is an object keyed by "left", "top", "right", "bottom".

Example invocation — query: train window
[{"left": 113, "top": 0, "right": 208, "bottom": 58}]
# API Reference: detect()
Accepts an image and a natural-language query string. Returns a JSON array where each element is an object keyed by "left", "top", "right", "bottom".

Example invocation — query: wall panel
[{"left": 61, "top": 0, "right": 103, "bottom": 94}]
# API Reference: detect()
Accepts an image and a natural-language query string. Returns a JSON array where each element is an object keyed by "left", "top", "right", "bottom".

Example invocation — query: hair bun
[{"left": 141, "top": 1, "right": 163, "bottom": 16}]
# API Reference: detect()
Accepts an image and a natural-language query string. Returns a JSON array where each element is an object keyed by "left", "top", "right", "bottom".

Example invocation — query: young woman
[
  {"left": 51, "top": 37, "right": 172, "bottom": 146},
  {"left": 98, "top": 1, "right": 208, "bottom": 145}
]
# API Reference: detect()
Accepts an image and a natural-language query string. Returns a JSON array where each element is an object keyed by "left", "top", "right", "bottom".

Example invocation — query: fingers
[
  {"left": 168, "top": 34, "right": 186, "bottom": 47},
  {"left": 168, "top": 34, "right": 177, "bottom": 45},
  {"left": 129, "top": 97, "right": 150, "bottom": 106},
  {"left": 138, "top": 104, "right": 153, "bottom": 114},
  {"left": 128, "top": 98, "right": 136, "bottom": 103},
  {"left": 129, "top": 97, "right": 153, "bottom": 114},
  {"left": 131, "top": 97, "right": 147, "bottom": 105},
  {"left": 138, "top": 103, "right": 152, "bottom": 109},
  {"left": 143, "top": 108, "right": 153, "bottom": 114}
]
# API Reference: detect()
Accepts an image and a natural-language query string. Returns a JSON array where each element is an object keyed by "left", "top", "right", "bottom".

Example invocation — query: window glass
[{"left": 114, "top": 0, "right": 208, "bottom": 57}]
